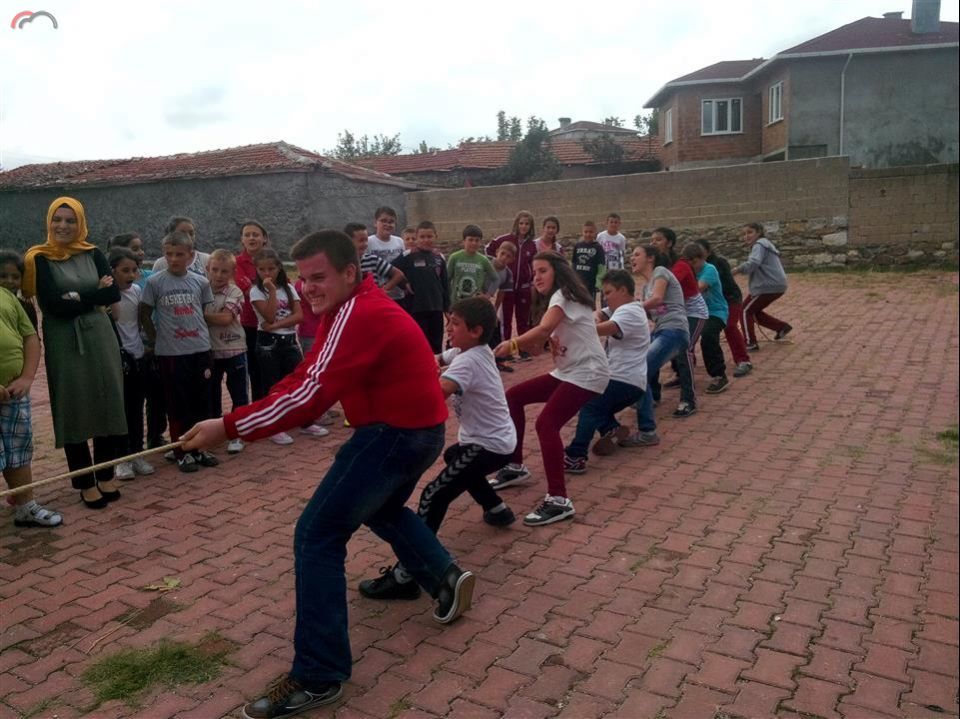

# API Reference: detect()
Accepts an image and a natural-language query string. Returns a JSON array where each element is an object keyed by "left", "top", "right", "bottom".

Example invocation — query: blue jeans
[
  {"left": 635, "top": 328, "right": 689, "bottom": 431},
  {"left": 565, "top": 379, "right": 643, "bottom": 458},
  {"left": 291, "top": 423, "right": 449, "bottom": 686}
]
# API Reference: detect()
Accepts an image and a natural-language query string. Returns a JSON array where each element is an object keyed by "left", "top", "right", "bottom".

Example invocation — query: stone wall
[{"left": 406, "top": 158, "right": 959, "bottom": 269}]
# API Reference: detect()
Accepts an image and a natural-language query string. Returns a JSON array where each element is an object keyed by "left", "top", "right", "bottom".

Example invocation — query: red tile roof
[
  {"left": 358, "top": 137, "right": 660, "bottom": 175},
  {"left": 669, "top": 60, "right": 766, "bottom": 84},
  {"left": 781, "top": 16, "right": 959, "bottom": 54},
  {"left": 0, "top": 142, "right": 415, "bottom": 191}
]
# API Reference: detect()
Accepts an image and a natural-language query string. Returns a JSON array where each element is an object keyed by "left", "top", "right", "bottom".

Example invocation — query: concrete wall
[
  {"left": 406, "top": 158, "right": 959, "bottom": 269},
  {"left": 0, "top": 170, "right": 408, "bottom": 258}
]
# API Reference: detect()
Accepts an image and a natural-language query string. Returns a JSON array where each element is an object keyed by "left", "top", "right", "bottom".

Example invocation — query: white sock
[{"left": 488, "top": 502, "right": 508, "bottom": 514}]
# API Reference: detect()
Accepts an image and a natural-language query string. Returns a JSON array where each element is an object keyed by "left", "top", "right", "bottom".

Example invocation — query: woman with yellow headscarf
[{"left": 24, "top": 197, "right": 127, "bottom": 509}]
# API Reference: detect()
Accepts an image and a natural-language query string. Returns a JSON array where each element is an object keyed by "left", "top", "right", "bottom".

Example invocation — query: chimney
[
  {"left": 911, "top": 0, "right": 941, "bottom": 33},
  {"left": 883, "top": 11, "right": 903, "bottom": 18},
  {"left": 558, "top": 117, "right": 572, "bottom": 128}
]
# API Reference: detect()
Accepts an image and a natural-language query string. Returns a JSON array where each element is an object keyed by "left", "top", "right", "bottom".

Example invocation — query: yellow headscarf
[{"left": 22, "top": 196, "right": 97, "bottom": 298}]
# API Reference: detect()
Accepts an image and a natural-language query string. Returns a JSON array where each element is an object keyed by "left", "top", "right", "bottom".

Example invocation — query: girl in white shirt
[{"left": 493, "top": 252, "right": 609, "bottom": 527}]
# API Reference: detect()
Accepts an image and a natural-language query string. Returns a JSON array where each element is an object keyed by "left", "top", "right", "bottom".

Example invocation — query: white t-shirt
[
  {"left": 114, "top": 284, "right": 145, "bottom": 358},
  {"left": 152, "top": 251, "right": 211, "bottom": 278},
  {"left": 440, "top": 345, "right": 517, "bottom": 456},
  {"left": 603, "top": 302, "right": 650, "bottom": 390},
  {"left": 547, "top": 290, "right": 609, "bottom": 394},
  {"left": 684, "top": 293, "right": 709, "bottom": 320},
  {"left": 249, "top": 283, "right": 300, "bottom": 335},
  {"left": 367, "top": 234, "right": 406, "bottom": 299},
  {"left": 597, "top": 231, "right": 627, "bottom": 270}
]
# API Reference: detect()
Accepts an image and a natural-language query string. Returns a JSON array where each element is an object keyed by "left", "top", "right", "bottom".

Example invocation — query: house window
[
  {"left": 664, "top": 108, "right": 673, "bottom": 144},
  {"left": 768, "top": 82, "right": 783, "bottom": 124},
  {"left": 701, "top": 98, "right": 742, "bottom": 135}
]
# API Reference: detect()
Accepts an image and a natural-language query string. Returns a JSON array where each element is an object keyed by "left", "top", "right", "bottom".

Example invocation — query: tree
[
  {"left": 603, "top": 116, "right": 624, "bottom": 127},
  {"left": 496, "top": 116, "right": 561, "bottom": 184},
  {"left": 414, "top": 140, "right": 441, "bottom": 154},
  {"left": 634, "top": 111, "right": 659, "bottom": 137},
  {"left": 581, "top": 134, "right": 626, "bottom": 164},
  {"left": 328, "top": 130, "right": 403, "bottom": 159}
]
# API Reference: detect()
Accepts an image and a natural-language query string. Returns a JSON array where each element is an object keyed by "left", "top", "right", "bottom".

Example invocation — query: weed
[
  {"left": 23, "top": 698, "right": 56, "bottom": 719},
  {"left": 647, "top": 641, "right": 668, "bottom": 658},
  {"left": 937, "top": 424, "right": 959, "bottom": 445},
  {"left": 388, "top": 698, "right": 412, "bottom": 718}
]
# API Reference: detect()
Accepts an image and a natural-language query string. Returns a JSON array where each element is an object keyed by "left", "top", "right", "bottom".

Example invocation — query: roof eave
[
  {"left": 644, "top": 77, "right": 753, "bottom": 108},
  {"left": 742, "top": 41, "right": 960, "bottom": 79}
]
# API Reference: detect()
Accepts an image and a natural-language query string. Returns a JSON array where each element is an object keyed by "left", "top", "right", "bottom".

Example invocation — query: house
[
  {"left": 0, "top": 142, "right": 415, "bottom": 255},
  {"left": 645, "top": 1, "right": 959, "bottom": 169}
]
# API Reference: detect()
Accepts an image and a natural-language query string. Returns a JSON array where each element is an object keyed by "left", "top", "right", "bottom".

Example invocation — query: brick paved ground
[{"left": 1, "top": 272, "right": 958, "bottom": 719}]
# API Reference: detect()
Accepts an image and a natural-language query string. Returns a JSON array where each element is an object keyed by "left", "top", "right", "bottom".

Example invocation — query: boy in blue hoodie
[{"left": 733, "top": 222, "right": 790, "bottom": 350}]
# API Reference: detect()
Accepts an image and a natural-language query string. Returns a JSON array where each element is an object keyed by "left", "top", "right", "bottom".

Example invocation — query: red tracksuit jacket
[{"left": 224, "top": 275, "right": 447, "bottom": 441}]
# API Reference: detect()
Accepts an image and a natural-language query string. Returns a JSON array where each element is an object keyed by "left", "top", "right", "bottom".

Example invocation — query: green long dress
[{"left": 35, "top": 250, "right": 127, "bottom": 447}]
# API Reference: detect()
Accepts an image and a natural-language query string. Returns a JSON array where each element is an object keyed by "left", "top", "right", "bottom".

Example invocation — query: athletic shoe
[
  {"left": 13, "top": 500, "right": 63, "bottom": 528},
  {"left": 433, "top": 564, "right": 475, "bottom": 624},
  {"left": 193, "top": 450, "right": 220, "bottom": 467},
  {"left": 733, "top": 362, "right": 753, "bottom": 378},
  {"left": 483, "top": 506, "right": 516, "bottom": 526},
  {"left": 164, "top": 449, "right": 176, "bottom": 462},
  {"left": 358, "top": 566, "right": 420, "bottom": 600},
  {"left": 489, "top": 464, "right": 531, "bottom": 490},
  {"left": 745, "top": 342, "right": 760, "bottom": 352},
  {"left": 663, "top": 377, "right": 681, "bottom": 388},
  {"left": 523, "top": 495, "right": 575, "bottom": 526},
  {"left": 775, "top": 324, "right": 793, "bottom": 341},
  {"left": 300, "top": 424, "right": 330, "bottom": 438},
  {"left": 497, "top": 362, "right": 514, "bottom": 373},
  {"left": 316, "top": 411, "right": 336, "bottom": 426},
  {"left": 705, "top": 376, "right": 730, "bottom": 394},
  {"left": 132, "top": 458, "right": 155, "bottom": 475},
  {"left": 672, "top": 402, "right": 697, "bottom": 418},
  {"left": 619, "top": 431, "right": 661, "bottom": 447},
  {"left": 270, "top": 432, "right": 294, "bottom": 446},
  {"left": 114, "top": 462, "right": 135, "bottom": 481},
  {"left": 592, "top": 426, "right": 629, "bottom": 456},
  {"left": 563, "top": 454, "right": 587, "bottom": 475},
  {"left": 177, "top": 455, "right": 200, "bottom": 473},
  {"left": 227, "top": 438, "right": 245, "bottom": 454},
  {"left": 241, "top": 676, "right": 342, "bottom": 719}
]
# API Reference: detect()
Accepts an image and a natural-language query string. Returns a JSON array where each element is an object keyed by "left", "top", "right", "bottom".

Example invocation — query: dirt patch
[
  {"left": 1, "top": 529, "right": 62, "bottom": 566},
  {"left": 19, "top": 621, "right": 86, "bottom": 656},
  {"left": 118, "top": 596, "right": 185, "bottom": 630}
]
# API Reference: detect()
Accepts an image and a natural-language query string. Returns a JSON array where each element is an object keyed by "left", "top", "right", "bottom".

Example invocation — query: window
[
  {"left": 701, "top": 98, "right": 742, "bottom": 135},
  {"left": 664, "top": 108, "right": 673, "bottom": 144},
  {"left": 768, "top": 82, "right": 783, "bottom": 124}
]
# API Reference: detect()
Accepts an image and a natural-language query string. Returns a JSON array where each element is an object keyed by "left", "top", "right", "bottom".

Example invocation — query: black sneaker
[
  {"left": 733, "top": 362, "right": 753, "bottom": 377},
  {"left": 705, "top": 376, "right": 730, "bottom": 394},
  {"left": 663, "top": 377, "right": 681, "bottom": 388},
  {"left": 672, "top": 401, "right": 697, "bottom": 418},
  {"left": 745, "top": 342, "right": 760, "bottom": 352},
  {"left": 523, "top": 495, "right": 575, "bottom": 526},
  {"left": 358, "top": 566, "right": 420, "bottom": 600},
  {"left": 193, "top": 450, "right": 220, "bottom": 467},
  {"left": 483, "top": 506, "right": 516, "bottom": 526},
  {"left": 489, "top": 464, "right": 530, "bottom": 490},
  {"left": 497, "top": 362, "right": 514, "bottom": 373},
  {"left": 433, "top": 564, "right": 475, "bottom": 624},
  {"left": 241, "top": 676, "right": 342, "bottom": 719},
  {"left": 563, "top": 454, "right": 587, "bottom": 475},
  {"left": 775, "top": 324, "right": 793, "bottom": 341},
  {"left": 177, "top": 455, "right": 200, "bottom": 473}
]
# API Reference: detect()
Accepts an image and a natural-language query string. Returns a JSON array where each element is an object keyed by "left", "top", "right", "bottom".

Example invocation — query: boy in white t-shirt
[
  {"left": 358, "top": 297, "right": 517, "bottom": 601},
  {"left": 563, "top": 270, "right": 650, "bottom": 472},
  {"left": 367, "top": 206, "right": 406, "bottom": 300},
  {"left": 597, "top": 213, "right": 627, "bottom": 272}
]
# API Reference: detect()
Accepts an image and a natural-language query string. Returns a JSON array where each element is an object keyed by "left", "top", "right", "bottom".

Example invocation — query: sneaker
[
  {"left": 358, "top": 566, "right": 421, "bottom": 600},
  {"left": 705, "top": 376, "right": 730, "bottom": 394},
  {"left": 563, "top": 454, "right": 587, "bottom": 475},
  {"left": 483, "top": 506, "right": 516, "bottom": 526},
  {"left": 241, "top": 676, "right": 342, "bottom": 719},
  {"left": 592, "top": 426, "right": 629, "bottom": 456},
  {"left": 745, "top": 342, "right": 760, "bottom": 352},
  {"left": 663, "top": 377, "right": 681, "bottom": 388},
  {"left": 132, "top": 458, "right": 155, "bottom": 475},
  {"left": 164, "top": 449, "right": 176, "bottom": 463},
  {"left": 13, "top": 501, "right": 63, "bottom": 528},
  {"left": 497, "top": 362, "right": 514, "bottom": 373},
  {"left": 317, "top": 410, "right": 336, "bottom": 426},
  {"left": 523, "top": 495, "right": 575, "bottom": 527},
  {"left": 733, "top": 361, "right": 753, "bottom": 378},
  {"left": 620, "top": 430, "right": 661, "bottom": 447},
  {"left": 300, "top": 424, "right": 330, "bottom": 438},
  {"left": 193, "top": 450, "right": 220, "bottom": 467},
  {"left": 227, "top": 438, "right": 245, "bottom": 454},
  {"left": 433, "top": 564, "right": 476, "bottom": 624},
  {"left": 489, "top": 463, "right": 530, "bottom": 490},
  {"left": 775, "top": 324, "right": 793, "bottom": 341},
  {"left": 672, "top": 402, "right": 697, "bottom": 418},
  {"left": 114, "top": 462, "right": 135, "bottom": 481},
  {"left": 270, "top": 432, "right": 294, "bottom": 446},
  {"left": 177, "top": 454, "right": 200, "bottom": 473}
]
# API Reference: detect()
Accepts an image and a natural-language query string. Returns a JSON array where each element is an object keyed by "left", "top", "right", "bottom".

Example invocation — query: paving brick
[
  {"left": 782, "top": 676, "right": 847, "bottom": 719},
  {"left": 842, "top": 671, "right": 908, "bottom": 716},
  {"left": 902, "top": 668, "right": 960, "bottom": 715},
  {"left": 687, "top": 652, "right": 751, "bottom": 694},
  {"left": 722, "top": 680, "right": 790, "bottom": 718}
]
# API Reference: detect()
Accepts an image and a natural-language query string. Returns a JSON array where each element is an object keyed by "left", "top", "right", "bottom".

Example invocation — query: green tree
[
  {"left": 329, "top": 131, "right": 403, "bottom": 159},
  {"left": 497, "top": 116, "right": 561, "bottom": 184},
  {"left": 581, "top": 134, "right": 625, "bottom": 164},
  {"left": 633, "top": 111, "right": 659, "bottom": 136},
  {"left": 603, "top": 116, "right": 624, "bottom": 127}
]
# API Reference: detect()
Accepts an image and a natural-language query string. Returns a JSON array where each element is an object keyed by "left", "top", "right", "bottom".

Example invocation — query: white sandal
[{"left": 14, "top": 501, "right": 63, "bottom": 528}]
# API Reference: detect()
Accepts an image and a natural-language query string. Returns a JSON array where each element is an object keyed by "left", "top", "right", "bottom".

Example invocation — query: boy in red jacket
[{"left": 183, "top": 229, "right": 475, "bottom": 719}]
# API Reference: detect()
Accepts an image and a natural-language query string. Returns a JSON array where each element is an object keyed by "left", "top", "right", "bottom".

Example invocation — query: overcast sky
[{"left": 1, "top": 0, "right": 957, "bottom": 169}]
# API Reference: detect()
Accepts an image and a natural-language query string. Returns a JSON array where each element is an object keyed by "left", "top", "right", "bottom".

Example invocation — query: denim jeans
[
  {"left": 635, "top": 328, "right": 689, "bottom": 431},
  {"left": 566, "top": 379, "right": 643, "bottom": 458},
  {"left": 290, "top": 423, "right": 449, "bottom": 686}
]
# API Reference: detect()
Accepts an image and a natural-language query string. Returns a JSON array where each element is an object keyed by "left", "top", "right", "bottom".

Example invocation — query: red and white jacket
[{"left": 224, "top": 276, "right": 447, "bottom": 441}]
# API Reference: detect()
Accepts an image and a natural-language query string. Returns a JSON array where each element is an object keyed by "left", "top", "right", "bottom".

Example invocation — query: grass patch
[
  {"left": 915, "top": 424, "right": 959, "bottom": 466},
  {"left": 937, "top": 425, "right": 959, "bottom": 445},
  {"left": 388, "top": 698, "right": 412, "bottom": 718},
  {"left": 23, "top": 698, "right": 57, "bottom": 719},
  {"left": 81, "top": 633, "right": 234, "bottom": 709},
  {"left": 647, "top": 641, "right": 668, "bottom": 659}
]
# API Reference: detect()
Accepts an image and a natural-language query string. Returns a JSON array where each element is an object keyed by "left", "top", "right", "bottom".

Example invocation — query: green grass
[
  {"left": 937, "top": 425, "right": 959, "bottom": 445},
  {"left": 388, "top": 698, "right": 412, "bottom": 718},
  {"left": 81, "top": 634, "right": 233, "bottom": 708},
  {"left": 916, "top": 424, "right": 959, "bottom": 466}
]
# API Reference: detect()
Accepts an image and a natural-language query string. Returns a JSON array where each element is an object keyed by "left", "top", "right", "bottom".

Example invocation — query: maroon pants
[
  {"left": 724, "top": 301, "right": 751, "bottom": 364},
  {"left": 742, "top": 293, "right": 788, "bottom": 344},
  {"left": 506, "top": 374, "right": 598, "bottom": 498},
  {"left": 500, "top": 286, "right": 532, "bottom": 340}
]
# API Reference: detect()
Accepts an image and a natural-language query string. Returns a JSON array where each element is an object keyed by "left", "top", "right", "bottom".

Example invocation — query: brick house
[
  {"left": 646, "top": 5, "right": 959, "bottom": 169},
  {"left": 0, "top": 142, "right": 414, "bottom": 256}
]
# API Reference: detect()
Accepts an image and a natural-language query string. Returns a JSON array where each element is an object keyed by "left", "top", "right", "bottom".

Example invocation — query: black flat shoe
[
  {"left": 98, "top": 486, "right": 121, "bottom": 502},
  {"left": 81, "top": 492, "right": 109, "bottom": 509}
]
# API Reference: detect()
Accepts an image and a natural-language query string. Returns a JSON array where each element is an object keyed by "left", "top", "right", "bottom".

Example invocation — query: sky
[{"left": 1, "top": 0, "right": 957, "bottom": 169}]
